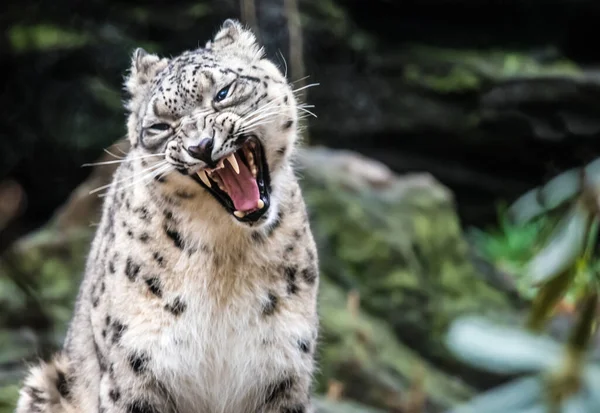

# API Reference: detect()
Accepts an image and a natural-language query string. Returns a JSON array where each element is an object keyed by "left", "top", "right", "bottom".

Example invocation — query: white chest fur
[{"left": 116, "top": 237, "right": 314, "bottom": 413}]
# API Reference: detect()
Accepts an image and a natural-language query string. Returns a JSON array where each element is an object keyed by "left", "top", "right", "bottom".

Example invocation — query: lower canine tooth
[
  {"left": 257, "top": 199, "right": 265, "bottom": 209},
  {"left": 234, "top": 211, "right": 246, "bottom": 218},
  {"left": 197, "top": 170, "right": 211, "bottom": 188}
]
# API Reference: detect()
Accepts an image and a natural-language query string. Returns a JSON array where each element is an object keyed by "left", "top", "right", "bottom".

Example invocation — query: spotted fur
[{"left": 16, "top": 19, "right": 319, "bottom": 413}]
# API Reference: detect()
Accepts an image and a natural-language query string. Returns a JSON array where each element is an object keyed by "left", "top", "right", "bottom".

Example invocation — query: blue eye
[{"left": 215, "top": 85, "right": 230, "bottom": 102}]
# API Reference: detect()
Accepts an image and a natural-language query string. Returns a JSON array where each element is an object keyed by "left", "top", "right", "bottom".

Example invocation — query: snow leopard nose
[{"left": 187, "top": 138, "right": 216, "bottom": 168}]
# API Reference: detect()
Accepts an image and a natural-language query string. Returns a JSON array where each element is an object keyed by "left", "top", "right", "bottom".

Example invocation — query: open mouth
[{"left": 191, "top": 136, "right": 271, "bottom": 223}]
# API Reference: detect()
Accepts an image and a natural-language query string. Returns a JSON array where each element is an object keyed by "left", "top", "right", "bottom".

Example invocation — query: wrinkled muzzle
[{"left": 169, "top": 111, "right": 271, "bottom": 223}]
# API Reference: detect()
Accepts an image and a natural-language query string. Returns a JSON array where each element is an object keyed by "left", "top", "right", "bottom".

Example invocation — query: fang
[
  {"left": 197, "top": 170, "right": 211, "bottom": 188},
  {"left": 234, "top": 210, "right": 246, "bottom": 218},
  {"left": 227, "top": 154, "right": 240, "bottom": 174}
]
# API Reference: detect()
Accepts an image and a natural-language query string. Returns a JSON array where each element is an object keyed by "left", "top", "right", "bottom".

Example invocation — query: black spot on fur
[
  {"left": 135, "top": 206, "right": 150, "bottom": 221},
  {"left": 165, "top": 297, "right": 187, "bottom": 316},
  {"left": 139, "top": 233, "right": 150, "bottom": 243},
  {"left": 175, "top": 190, "right": 195, "bottom": 199},
  {"left": 266, "top": 209, "right": 284, "bottom": 237},
  {"left": 126, "top": 400, "right": 158, "bottom": 413},
  {"left": 301, "top": 267, "right": 317, "bottom": 284},
  {"left": 91, "top": 285, "right": 100, "bottom": 308},
  {"left": 104, "top": 206, "right": 115, "bottom": 237},
  {"left": 108, "top": 260, "right": 116, "bottom": 274},
  {"left": 109, "top": 388, "right": 121, "bottom": 402},
  {"left": 145, "top": 277, "right": 163, "bottom": 298},
  {"left": 263, "top": 292, "right": 278, "bottom": 316},
  {"left": 127, "top": 230, "right": 134, "bottom": 238},
  {"left": 252, "top": 231, "right": 265, "bottom": 243},
  {"left": 297, "top": 339, "right": 311, "bottom": 353},
  {"left": 56, "top": 370, "right": 71, "bottom": 400},
  {"left": 284, "top": 266, "right": 299, "bottom": 294},
  {"left": 128, "top": 352, "right": 149, "bottom": 374},
  {"left": 264, "top": 377, "right": 294, "bottom": 404},
  {"left": 164, "top": 225, "right": 185, "bottom": 249},
  {"left": 307, "top": 248, "right": 315, "bottom": 262},
  {"left": 93, "top": 340, "right": 108, "bottom": 372},
  {"left": 125, "top": 258, "right": 141, "bottom": 281},
  {"left": 152, "top": 252, "right": 165, "bottom": 267},
  {"left": 25, "top": 386, "right": 44, "bottom": 406},
  {"left": 111, "top": 320, "right": 127, "bottom": 344}
]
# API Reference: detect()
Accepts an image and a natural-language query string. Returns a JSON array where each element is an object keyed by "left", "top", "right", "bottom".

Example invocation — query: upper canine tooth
[
  {"left": 257, "top": 199, "right": 265, "bottom": 209},
  {"left": 197, "top": 170, "right": 211, "bottom": 188},
  {"left": 227, "top": 154, "right": 240, "bottom": 174}
]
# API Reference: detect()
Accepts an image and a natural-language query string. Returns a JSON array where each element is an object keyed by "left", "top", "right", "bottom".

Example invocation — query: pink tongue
[{"left": 215, "top": 154, "right": 260, "bottom": 212}]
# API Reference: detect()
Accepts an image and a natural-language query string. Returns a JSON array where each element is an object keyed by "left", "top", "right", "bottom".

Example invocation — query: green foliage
[
  {"left": 453, "top": 157, "right": 600, "bottom": 413},
  {"left": 300, "top": 149, "right": 512, "bottom": 371},
  {"left": 445, "top": 313, "right": 600, "bottom": 413},
  {"left": 468, "top": 207, "right": 551, "bottom": 299},
  {"left": 8, "top": 24, "right": 92, "bottom": 52},
  {"left": 401, "top": 45, "right": 581, "bottom": 93}
]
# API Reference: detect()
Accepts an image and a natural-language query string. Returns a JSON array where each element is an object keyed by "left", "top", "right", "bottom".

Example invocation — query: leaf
[
  {"left": 583, "top": 367, "right": 600, "bottom": 409},
  {"left": 563, "top": 394, "right": 594, "bottom": 413},
  {"left": 508, "top": 189, "right": 546, "bottom": 225},
  {"left": 539, "top": 168, "right": 583, "bottom": 212},
  {"left": 446, "top": 376, "right": 543, "bottom": 413},
  {"left": 446, "top": 317, "right": 561, "bottom": 374},
  {"left": 526, "top": 269, "right": 576, "bottom": 332},
  {"left": 568, "top": 292, "right": 598, "bottom": 353},
  {"left": 526, "top": 201, "right": 591, "bottom": 285},
  {"left": 583, "top": 158, "right": 600, "bottom": 189}
]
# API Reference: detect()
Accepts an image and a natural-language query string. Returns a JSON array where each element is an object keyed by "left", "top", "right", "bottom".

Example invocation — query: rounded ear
[
  {"left": 125, "top": 47, "right": 169, "bottom": 96},
  {"left": 205, "top": 19, "right": 260, "bottom": 54}
]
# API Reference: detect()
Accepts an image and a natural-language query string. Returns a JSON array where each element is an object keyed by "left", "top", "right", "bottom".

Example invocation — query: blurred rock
[{"left": 298, "top": 147, "right": 518, "bottom": 390}]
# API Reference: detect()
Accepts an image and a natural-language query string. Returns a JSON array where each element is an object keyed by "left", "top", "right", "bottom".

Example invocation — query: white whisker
[
  {"left": 82, "top": 153, "right": 165, "bottom": 168},
  {"left": 240, "top": 99, "right": 282, "bottom": 122},
  {"left": 290, "top": 75, "right": 310, "bottom": 85},
  {"left": 89, "top": 161, "right": 167, "bottom": 195},
  {"left": 297, "top": 106, "right": 317, "bottom": 118},
  {"left": 103, "top": 148, "right": 126, "bottom": 160},
  {"left": 292, "top": 83, "right": 320, "bottom": 94},
  {"left": 278, "top": 50, "right": 288, "bottom": 79},
  {"left": 242, "top": 108, "right": 288, "bottom": 125},
  {"left": 115, "top": 145, "right": 130, "bottom": 156},
  {"left": 110, "top": 164, "right": 172, "bottom": 194}
]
